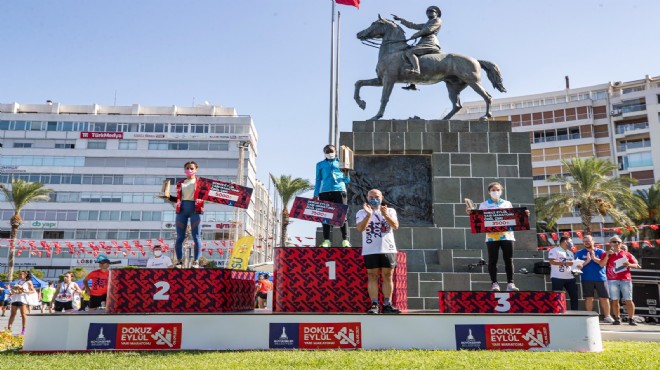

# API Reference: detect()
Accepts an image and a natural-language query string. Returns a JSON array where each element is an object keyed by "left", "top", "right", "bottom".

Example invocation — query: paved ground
[{"left": 2, "top": 308, "right": 658, "bottom": 342}]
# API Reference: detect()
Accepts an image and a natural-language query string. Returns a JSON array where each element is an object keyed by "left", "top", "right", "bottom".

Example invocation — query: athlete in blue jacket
[{"left": 314, "top": 145, "right": 351, "bottom": 247}]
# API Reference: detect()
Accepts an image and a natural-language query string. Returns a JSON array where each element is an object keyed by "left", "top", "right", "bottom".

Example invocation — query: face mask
[
  {"left": 184, "top": 169, "right": 196, "bottom": 176},
  {"left": 325, "top": 153, "right": 336, "bottom": 160},
  {"left": 490, "top": 191, "right": 501, "bottom": 199},
  {"left": 567, "top": 242, "right": 574, "bottom": 249},
  {"left": 368, "top": 198, "right": 381, "bottom": 207},
  {"left": 154, "top": 250, "right": 162, "bottom": 257}
]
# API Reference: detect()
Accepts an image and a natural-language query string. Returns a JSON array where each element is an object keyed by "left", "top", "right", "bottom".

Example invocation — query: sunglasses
[
  {"left": 185, "top": 167, "right": 196, "bottom": 170},
  {"left": 610, "top": 241, "right": 621, "bottom": 244}
]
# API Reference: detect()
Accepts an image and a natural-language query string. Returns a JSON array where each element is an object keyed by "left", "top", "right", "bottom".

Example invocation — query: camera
[{"left": 571, "top": 269, "right": 583, "bottom": 277}]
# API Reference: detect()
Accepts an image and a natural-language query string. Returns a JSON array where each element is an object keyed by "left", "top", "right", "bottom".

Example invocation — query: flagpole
[
  {"left": 328, "top": 0, "right": 336, "bottom": 145},
  {"left": 334, "top": 10, "right": 341, "bottom": 150}
]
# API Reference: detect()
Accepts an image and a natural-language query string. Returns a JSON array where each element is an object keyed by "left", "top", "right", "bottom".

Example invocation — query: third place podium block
[
  {"left": 274, "top": 247, "right": 407, "bottom": 313},
  {"left": 438, "top": 291, "right": 567, "bottom": 314}
]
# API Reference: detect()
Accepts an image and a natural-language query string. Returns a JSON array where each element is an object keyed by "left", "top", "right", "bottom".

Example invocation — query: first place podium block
[
  {"left": 274, "top": 247, "right": 407, "bottom": 313},
  {"left": 107, "top": 268, "right": 256, "bottom": 313}
]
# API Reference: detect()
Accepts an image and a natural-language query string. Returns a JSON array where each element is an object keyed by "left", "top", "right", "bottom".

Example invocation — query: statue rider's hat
[{"left": 427, "top": 6, "right": 441, "bottom": 17}]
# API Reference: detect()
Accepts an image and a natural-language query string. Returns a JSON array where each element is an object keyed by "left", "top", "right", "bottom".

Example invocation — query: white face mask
[
  {"left": 154, "top": 250, "right": 162, "bottom": 257},
  {"left": 490, "top": 191, "right": 502, "bottom": 199},
  {"left": 325, "top": 153, "right": 336, "bottom": 160}
]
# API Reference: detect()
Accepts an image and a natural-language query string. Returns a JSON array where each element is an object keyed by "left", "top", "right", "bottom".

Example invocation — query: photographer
[{"left": 548, "top": 236, "right": 580, "bottom": 310}]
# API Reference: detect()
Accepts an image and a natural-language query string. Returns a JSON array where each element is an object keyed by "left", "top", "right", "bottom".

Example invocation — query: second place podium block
[{"left": 274, "top": 247, "right": 407, "bottom": 313}]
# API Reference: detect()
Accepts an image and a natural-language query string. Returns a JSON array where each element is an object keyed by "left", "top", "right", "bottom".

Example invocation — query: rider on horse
[{"left": 393, "top": 6, "right": 442, "bottom": 75}]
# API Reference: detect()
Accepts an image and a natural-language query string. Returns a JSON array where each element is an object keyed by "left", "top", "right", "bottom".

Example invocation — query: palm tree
[
  {"left": 536, "top": 157, "right": 644, "bottom": 235},
  {"left": 269, "top": 174, "right": 313, "bottom": 248},
  {"left": 0, "top": 177, "right": 53, "bottom": 279},
  {"left": 633, "top": 182, "right": 660, "bottom": 242}
]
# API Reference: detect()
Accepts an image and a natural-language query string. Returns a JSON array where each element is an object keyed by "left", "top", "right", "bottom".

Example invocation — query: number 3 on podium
[
  {"left": 325, "top": 261, "right": 336, "bottom": 280},
  {"left": 493, "top": 292, "right": 511, "bottom": 312}
]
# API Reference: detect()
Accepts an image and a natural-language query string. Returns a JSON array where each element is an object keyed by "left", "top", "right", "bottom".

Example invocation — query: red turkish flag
[
  {"left": 538, "top": 234, "right": 547, "bottom": 242},
  {"left": 650, "top": 224, "right": 659, "bottom": 230},
  {"left": 550, "top": 232, "right": 559, "bottom": 242},
  {"left": 631, "top": 241, "right": 639, "bottom": 249},
  {"left": 575, "top": 231, "right": 583, "bottom": 239},
  {"left": 336, "top": 0, "right": 359, "bottom": 8}
]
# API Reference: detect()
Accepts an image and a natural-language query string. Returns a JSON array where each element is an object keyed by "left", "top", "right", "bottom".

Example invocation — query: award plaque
[
  {"left": 339, "top": 145, "right": 354, "bottom": 171},
  {"left": 464, "top": 198, "right": 476, "bottom": 211},
  {"left": 161, "top": 179, "right": 171, "bottom": 198}
]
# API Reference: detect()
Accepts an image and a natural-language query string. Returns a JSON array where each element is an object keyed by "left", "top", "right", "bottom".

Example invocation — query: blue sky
[{"left": 2, "top": 1, "right": 659, "bottom": 241}]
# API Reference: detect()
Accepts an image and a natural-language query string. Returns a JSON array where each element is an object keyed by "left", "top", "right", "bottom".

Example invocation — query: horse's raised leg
[
  {"left": 354, "top": 78, "right": 382, "bottom": 110},
  {"left": 467, "top": 81, "right": 493, "bottom": 120},
  {"left": 442, "top": 80, "right": 468, "bottom": 120},
  {"left": 370, "top": 79, "right": 395, "bottom": 121}
]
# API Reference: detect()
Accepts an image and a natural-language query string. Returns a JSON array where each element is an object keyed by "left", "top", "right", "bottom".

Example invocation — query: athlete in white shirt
[
  {"left": 356, "top": 189, "right": 401, "bottom": 315},
  {"left": 548, "top": 236, "right": 579, "bottom": 310}
]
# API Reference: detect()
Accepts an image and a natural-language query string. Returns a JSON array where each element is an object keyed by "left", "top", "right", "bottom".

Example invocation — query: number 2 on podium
[
  {"left": 154, "top": 281, "right": 171, "bottom": 300},
  {"left": 325, "top": 261, "right": 336, "bottom": 280}
]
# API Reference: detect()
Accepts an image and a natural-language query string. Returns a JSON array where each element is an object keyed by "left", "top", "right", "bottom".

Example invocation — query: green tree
[
  {"left": 536, "top": 157, "right": 644, "bottom": 235},
  {"left": 269, "top": 174, "right": 313, "bottom": 248},
  {"left": 0, "top": 177, "right": 53, "bottom": 280},
  {"left": 633, "top": 182, "right": 660, "bottom": 242}
]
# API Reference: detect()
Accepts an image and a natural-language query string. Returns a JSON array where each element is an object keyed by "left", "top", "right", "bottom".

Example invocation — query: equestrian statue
[{"left": 355, "top": 6, "right": 506, "bottom": 121}]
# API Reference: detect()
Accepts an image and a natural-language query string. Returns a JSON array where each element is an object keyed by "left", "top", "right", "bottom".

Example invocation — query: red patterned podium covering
[
  {"left": 273, "top": 247, "right": 407, "bottom": 313},
  {"left": 273, "top": 248, "right": 408, "bottom": 312},
  {"left": 438, "top": 291, "right": 566, "bottom": 314},
  {"left": 106, "top": 269, "right": 256, "bottom": 313}
]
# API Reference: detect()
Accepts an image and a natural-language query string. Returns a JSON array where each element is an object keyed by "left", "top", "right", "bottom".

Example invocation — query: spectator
[
  {"left": 7, "top": 270, "right": 35, "bottom": 335},
  {"left": 256, "top": 273, "right": 273, "bottom": 309},
  {"left": 575, "top": 235, "right": 614, "bottom": 322},
  {"left": 40, "top": 282, "right": 56, "bottom": 314},
  {"left": 356, "top": 189, "right": 401, "bottom": 314},
  {"left": 54, "top": 272, "right": 83, "bottom": 312},
  {"left": 0, "top": 283, "right": 10, "bottom": 317},
  {"left": 548, "top": 236, "right": 579, "bottom": 310},
  {"left": 146, "top": 245, "right": 173, "bottom": 268},
  {"left": 84, "top": 255, "right": 119, "bottom": 310},
  {"left": 606, "top": 236, "right": 641, "bottom": 325}
]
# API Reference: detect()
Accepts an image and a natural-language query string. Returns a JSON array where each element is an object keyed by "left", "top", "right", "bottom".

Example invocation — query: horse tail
[{"left": 478, "top": 60, "right": 507, "bottom": 93}]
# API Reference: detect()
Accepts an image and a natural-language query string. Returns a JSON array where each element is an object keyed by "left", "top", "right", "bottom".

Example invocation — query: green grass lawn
[{"left": 0, "top": 341, "right": 658, "bottom": 370}]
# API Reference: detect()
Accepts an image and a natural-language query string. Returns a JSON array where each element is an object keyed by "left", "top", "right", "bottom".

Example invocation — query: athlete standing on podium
[
  {"left": 314, "top": 145, "right": 351, "bottom": 248},
  {"left": 356, "top": 189, "right": 401, "bottom": 314}
]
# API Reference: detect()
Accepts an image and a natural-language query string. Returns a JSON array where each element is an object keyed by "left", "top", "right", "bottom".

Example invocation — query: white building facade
[{"left": 0, "top": 102, "right": 277, "bottom": 278}]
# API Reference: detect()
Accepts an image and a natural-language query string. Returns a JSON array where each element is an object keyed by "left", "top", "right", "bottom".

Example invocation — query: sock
[
  {"left": 371, "top": 298, "right": 378, "bottom": 304},
  {"left": 384, "top": 298, "right": 392, "bottom": 306}
]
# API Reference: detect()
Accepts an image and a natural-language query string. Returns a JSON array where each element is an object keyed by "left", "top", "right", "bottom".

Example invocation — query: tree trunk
[
  {"left": 280, "top": 209, "right": 290, "bottom": 248},
  {"left": 580, "top": 210, "right": 592, "bottom": 235},
  {"left": 7, "top": 212, "right": 21, "bottom": 281}
]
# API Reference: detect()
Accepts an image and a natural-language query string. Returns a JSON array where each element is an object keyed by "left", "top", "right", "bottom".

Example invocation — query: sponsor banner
[
  {"left": 289, "top": 197, "right": 349, "bottom": 227},
  {"left": 0, "top": 166, "right": 27, "bottom": 173},
  {"left": 455, "top": 323, "right": 550, "bottom": 350},
  {"left": 80, "top": 132, "right": 123, "bottom": 139},
  {"left": 161, "top": 222, "right": 217, "bottom": 230},
  {"left": 470, "top": 207, "right": 530, "bottom": 234},
  {"left": 123, "top": 132, "right": 252, "bottom": 141},
  {"left": 28, "top": 221, "right": 58, "bottom": 229},
  {"left": 228, "top": 235, "right": 253, "bottom": 270},
  {"left": 197, "top": 177, "right": 253, "bottom": 209},
  {"left": 87, "top": 323, "right": 182, "bottom": 350},
  {"left": 269, "top": 322, "right": 361, "bottom": 350}
]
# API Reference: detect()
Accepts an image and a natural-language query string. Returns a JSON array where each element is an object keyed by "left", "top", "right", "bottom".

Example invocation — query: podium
[
  {"left": 106, "top": 268, "right": 256, "bottom": 313},
  {"left": 438, "top": 291, "right": 566, "bottom": 314},
  {"left": 274, "top": 247, "right": 407, "bottom": 313}
]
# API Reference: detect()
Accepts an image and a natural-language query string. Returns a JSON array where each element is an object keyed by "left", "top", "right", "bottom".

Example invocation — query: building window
[
  {"left": 118, "top": 140, "right": 137, "bottom": 150},
  {"left": 171, "top": 124, "right": 188, "bottom": 133},
  {"left": 87, "top": 141, "right": 107, "bottom": 149},
  {"left": 13, "top": 143, "right": 32, "bottom": 148},
  {"left": 55, "top": 143, "right": 75, "bottom": 149},
  {"left": 622, "top": 86, "right": 644, "bottom": 94}
]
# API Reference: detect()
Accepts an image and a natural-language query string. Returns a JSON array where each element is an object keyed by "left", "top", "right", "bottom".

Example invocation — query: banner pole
[{"left": 328, "top": 0, "right": 336, "bottom": 145}]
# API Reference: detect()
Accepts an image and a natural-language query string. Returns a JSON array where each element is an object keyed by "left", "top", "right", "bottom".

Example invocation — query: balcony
[{"left": 615, "top": 121, "right": 649, "bottom": 136}]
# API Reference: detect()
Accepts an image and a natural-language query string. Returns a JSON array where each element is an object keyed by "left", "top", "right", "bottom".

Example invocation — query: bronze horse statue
[{"left": 355, "top": 15, "right": 506, "bottom": 121}]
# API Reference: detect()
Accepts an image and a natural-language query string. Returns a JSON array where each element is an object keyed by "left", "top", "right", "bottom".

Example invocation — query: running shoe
[
  {"left": 320, "top": 240, "right": 331, "bottom": 248},
  {"left": 613, "top": 317, "right": 621, "bottom": 325},
  {"left": 341, "top": 240, "right": 352, "bottom": 248},
  {"left": 381, "top": 305, "right": 401, "bottom": 314},
  {"left": 491, "top": 282, "right": 500, "bottom": 291},
  {"left": 367, "top": 302, "right": 379, "bottom": 314},
  {"left": 603, "top": 315, "right": 615, "bottom": 323},
  {"left": 506, "top": 283, "right": 519, "bottom": 292}
]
